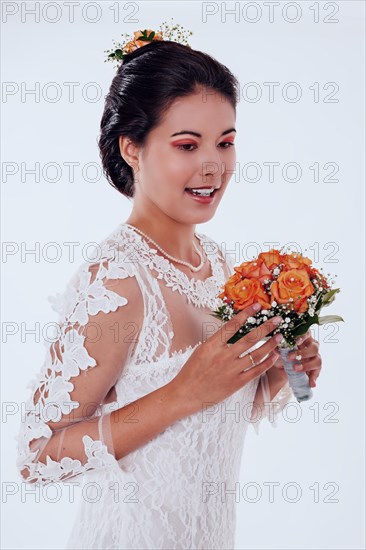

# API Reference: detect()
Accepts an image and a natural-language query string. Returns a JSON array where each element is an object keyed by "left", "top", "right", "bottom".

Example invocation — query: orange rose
[
  {"left": 233, "top": 249, "right": 284, "bottom": 285},
  {"left": 281, "top": 252, "right": 312, "bottom": 272},
  {"left": 307, "top": 266, "right": 330, "bottom": 289},
  {"left": 133, "top": 30, "right": 163, "bottom": 48},
  {"left": 257, "top": 249, "right": 283, "bottom": 270},
  {"left": 270, "top": 268, "right": 314, "bottom": 313},
  {"left": 218, "top": 271, "right": 242, "bottom": 302},
  {"left": 233, "top": 258, "right": 272, "bottom": 285},
  {"left": 218, "top": 276, "right": 270, "bottom": 311},
  {"left": 123, "top": 39, "right": 139, "bottom": 54}
]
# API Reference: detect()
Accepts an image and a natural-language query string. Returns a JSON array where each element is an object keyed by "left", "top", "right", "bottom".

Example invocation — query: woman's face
[{"left": 122, "top": 87, "right": 236, "bottom": 226}]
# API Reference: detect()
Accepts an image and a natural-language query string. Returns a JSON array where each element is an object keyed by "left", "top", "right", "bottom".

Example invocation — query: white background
[{"left": 1, "top": 1, "right": 365, "bottom": 549}]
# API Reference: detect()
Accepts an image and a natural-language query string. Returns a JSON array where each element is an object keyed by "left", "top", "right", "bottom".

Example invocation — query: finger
[
  {"left": 273, "top": 356, "right": 284, "bottom": 369},
  {"left": 288, "top": 341, "right": 319, "bottom": 362},
  {"left": 232, "top": 316, "right": 283, "bottom": 353},
  {"left": 217, "top": 303, "right": 262, "bottom": 346},
  {"left": 234, "top": 330, "right": 283, "bottom": 366},
  {"left": 307, "top": 368, "right": 321, "bottom": 388},
  {"left": 297, "top": 330, "right": 313, "bottom": 346},
  {"left": 239, "top": 349, "right": 280, "bottom": 382},
  {"left": 291, "top": 354, "right": 322, "bottom": 372},
  {"left": 299, "top": 336, "right": 319, "bottom": 351}
]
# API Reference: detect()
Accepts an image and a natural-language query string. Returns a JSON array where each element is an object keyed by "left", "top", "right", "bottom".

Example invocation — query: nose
[{"left": 199, "top": 150, "right": 225, "bottom": 184}]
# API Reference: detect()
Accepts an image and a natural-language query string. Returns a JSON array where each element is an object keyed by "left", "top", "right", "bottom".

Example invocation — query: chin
[{"left": 188, "top": 210, "right": 218, "bottom": 225}]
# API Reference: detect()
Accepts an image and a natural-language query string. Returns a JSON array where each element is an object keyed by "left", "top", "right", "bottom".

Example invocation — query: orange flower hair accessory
[{"left": 104, "top": 18, "right": 193, "bottom": 69}]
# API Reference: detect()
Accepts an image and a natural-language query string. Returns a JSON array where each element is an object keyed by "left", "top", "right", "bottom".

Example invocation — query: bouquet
[{"left": 212, "top": 249, "right": 344, "bottom": 402}]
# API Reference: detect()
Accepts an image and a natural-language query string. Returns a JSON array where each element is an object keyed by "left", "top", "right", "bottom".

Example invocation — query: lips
[{"left": 185, "top": 186, "right": 220, "bottom": 197}]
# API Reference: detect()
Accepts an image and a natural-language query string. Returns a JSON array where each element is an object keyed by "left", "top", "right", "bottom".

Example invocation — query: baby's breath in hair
[
  {"left": 158, "top": 18, "right": 193, "bottom": 44},
  {"left": 104, "top": 18, "right": 194, "bottom": 70}
]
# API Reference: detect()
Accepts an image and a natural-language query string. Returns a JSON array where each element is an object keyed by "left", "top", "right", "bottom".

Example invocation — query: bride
[{"left": 16, "top": 28, "right": 322, "bottom": 550}]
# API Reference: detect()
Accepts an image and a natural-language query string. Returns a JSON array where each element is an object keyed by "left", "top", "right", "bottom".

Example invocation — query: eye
[
  {"left": 176, "top": 142, "right": 235, "bottom": 152},
  {"left": 177, "top": 144, "right": 197, "bottom": 152}
]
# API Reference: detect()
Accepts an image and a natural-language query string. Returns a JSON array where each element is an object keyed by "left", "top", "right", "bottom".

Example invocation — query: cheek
[
  {"left": 224, "top": 149, "right": 236, "bottom": 171},
  {"left": 166, "top": 155, "right": 191, "bottom": 175},
  {"left": 208, "top": 149, "right": 236, "bottom": 184},
  {"left": 160, "top": 151, "right": 198, "bottom": 189},
  {"left": 144, "top": 147, "right": 193, "bottom": 181}
]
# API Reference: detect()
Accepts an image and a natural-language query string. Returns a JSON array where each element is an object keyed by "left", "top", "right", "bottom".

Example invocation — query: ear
[{"left": 119, "top": 136, "right": 140, "bottom": 171}]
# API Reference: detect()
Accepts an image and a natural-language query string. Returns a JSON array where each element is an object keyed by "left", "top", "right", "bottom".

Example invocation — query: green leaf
[
  {"left": 321, "top": 288, "right": 341, "bottom": 307},
  {"left": 318, "top": 315, "right": 345, "bottom": 325},
  {"left": 314, "top": 294, "right": 324, "bottom": 312},
  {"left": 137, "top": 30, "right": 153, "bottom": 42},
  {"left": 210, "top": 312, "right": 224, "bottom": 320},
  {"left": 227, "top": 326, "right": 250, "bottom": 345},
  {"left": 291, "top": 314, "right": 319, "bottom": 337},
  {"left": 115, "top": 49, "right": 123, "bottom": 59}
]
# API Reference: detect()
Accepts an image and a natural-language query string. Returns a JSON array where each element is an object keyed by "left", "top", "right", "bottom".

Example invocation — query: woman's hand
[
  {"left": 273, "top": 330, "right": 322, "bottom": 388},
  {"left": 169, "top": 304, "right": 284, "bottom": 417}
]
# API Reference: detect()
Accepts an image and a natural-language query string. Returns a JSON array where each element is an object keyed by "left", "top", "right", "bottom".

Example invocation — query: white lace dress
[{"left": 15, "top": 222, "right": 292, "bottom": 550}]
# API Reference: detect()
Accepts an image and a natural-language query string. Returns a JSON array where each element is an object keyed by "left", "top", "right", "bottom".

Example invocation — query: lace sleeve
[
  {"left": 250, "top": 372, "right": 293, "bottom": 435},
  {"left": 15, "top": 254, "right": 143, "bottom": 486}
]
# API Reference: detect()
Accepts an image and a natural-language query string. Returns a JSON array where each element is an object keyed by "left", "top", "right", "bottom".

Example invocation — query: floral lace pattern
[
  {"left": 16, "top": 246, "right": 135, "bottom": 484},
  {"left": 119, "top": 223, "right": 226, "bottom": 309},
  {"left": 117, "top": 223, "right": 228, "bottom": 369},
  {"left": 16, "top": 222, "right": 293, "bottom": 549}
]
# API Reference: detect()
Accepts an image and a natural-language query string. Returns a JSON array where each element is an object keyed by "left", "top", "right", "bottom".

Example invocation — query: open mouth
[{"left": 185, "top": 187, "right": 219, "bottom": 197}]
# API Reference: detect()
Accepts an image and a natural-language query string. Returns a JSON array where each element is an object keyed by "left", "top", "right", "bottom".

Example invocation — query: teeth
[{"left": 187, "top": 187, "right": 215, "bottom": 196}]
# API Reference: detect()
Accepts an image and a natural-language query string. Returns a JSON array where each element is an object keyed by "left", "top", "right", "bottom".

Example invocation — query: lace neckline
[
  {"left": 119, "top": 222, "right": 220, "bottom": 285},
  {"left": 117, "top": 222, "right": 225, "bottom": 309}
]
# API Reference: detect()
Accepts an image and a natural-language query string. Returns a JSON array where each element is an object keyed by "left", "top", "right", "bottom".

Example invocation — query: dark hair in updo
[{"left": 98, "top": 41, "right": 239, "bottom": 199}]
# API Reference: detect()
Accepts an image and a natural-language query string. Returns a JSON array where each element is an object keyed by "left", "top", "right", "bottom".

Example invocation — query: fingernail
[
  {"left": 253, "top": 303, "right": 261, "bottom": 310},
  {"left": 296, "top": 337, "right": 303, "bottom": 344},
  {"left": 275, "top": 334, "right": 283, "bottom": 342},
  {"left": 294, "top": 364, "right": 303, "bottom": 371},
  {"left": 272, "top": 317, "right": 282, "bottom": 325}
]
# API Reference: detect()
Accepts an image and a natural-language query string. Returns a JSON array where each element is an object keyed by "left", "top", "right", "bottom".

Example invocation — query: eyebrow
[{"left": 170, "top": 128, "right": 236, "bottom": 138}]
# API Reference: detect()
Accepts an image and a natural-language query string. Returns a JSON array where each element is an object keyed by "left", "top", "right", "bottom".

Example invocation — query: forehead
[{"left": 158, "top": 89, "right": 236, "bottom": 134}]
